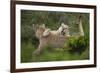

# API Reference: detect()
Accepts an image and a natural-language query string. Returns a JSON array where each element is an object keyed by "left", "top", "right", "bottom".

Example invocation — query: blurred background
[{"left": 21, "top": 10, "right": 89, "bottom": 63}]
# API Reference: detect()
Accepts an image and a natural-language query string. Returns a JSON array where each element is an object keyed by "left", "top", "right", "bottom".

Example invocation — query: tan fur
[
  {"left": 33, "top": 24, "right": 70, "bottom": 55},
  {"left": 43, "top": 23, "right": 69, "bottom": 37}
]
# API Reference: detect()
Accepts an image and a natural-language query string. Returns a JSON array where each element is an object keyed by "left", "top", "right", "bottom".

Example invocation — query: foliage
[
  {"left": 21, "top": 10, "right": 89, "bottom": 41},
  {"left": 67, "top": 35, "right": 89, "bottom": 55}
]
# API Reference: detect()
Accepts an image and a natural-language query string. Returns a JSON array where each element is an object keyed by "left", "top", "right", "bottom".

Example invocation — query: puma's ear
[
  {"left": 33, "top": 24, "right": 34, "bottom": 27},
  {"left": 61, "top": 23, "right": 65, "bottom": 26},
  {"left": 33, "top": 24, "right": 36, "bottom": 28},
  {"left": 33, "top": 24, "right": 35, "bottom": 30},
  {"left": 42, "top": 24, "right": 45, "bottom": 28}
]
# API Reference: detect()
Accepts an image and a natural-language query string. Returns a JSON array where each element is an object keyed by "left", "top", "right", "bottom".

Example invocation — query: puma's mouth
[{"left": 61, "top": 30, "right": 66, "bottom": 35}]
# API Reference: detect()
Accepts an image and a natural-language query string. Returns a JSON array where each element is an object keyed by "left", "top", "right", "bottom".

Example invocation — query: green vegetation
[
  {"left": 67, "top": 36, "right": 89, "bottom": 57},
  {"left": 21, "top": 10, "right": 89, "bottom": 63},
  {"left": 21, "top": 41, "right": 89, "bottom": 63}
]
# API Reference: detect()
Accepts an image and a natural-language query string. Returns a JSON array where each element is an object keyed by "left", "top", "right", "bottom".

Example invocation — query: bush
[
  {"left": 21, "top": 25, "right": 33, "bottom": 42},
  {"left": 68, "top": 35, "right": 89, "bottom": 55}
]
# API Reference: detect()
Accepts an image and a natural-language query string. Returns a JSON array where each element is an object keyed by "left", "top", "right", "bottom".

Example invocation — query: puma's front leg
[
  {"left": 33, "top": 40, "right": 47, "bottom": 56},
  {"left": 33, "top": 45, "right": 42, "bottom": 55}
]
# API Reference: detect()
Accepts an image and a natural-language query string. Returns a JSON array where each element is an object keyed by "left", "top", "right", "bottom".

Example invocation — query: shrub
[
  {"left": 68, "top": 35, "right": 89, "bottom": 55},
  {"left": 21, "top": 25, "right": 33, "bottom": 42}
]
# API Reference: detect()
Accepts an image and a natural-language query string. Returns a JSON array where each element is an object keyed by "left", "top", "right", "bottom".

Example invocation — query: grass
[
  {"left": 21, "top": 40, "right": 89, "bottom": 63},
  {"left": 21, "top": 41, "right": 34, "bottom": 62}
]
